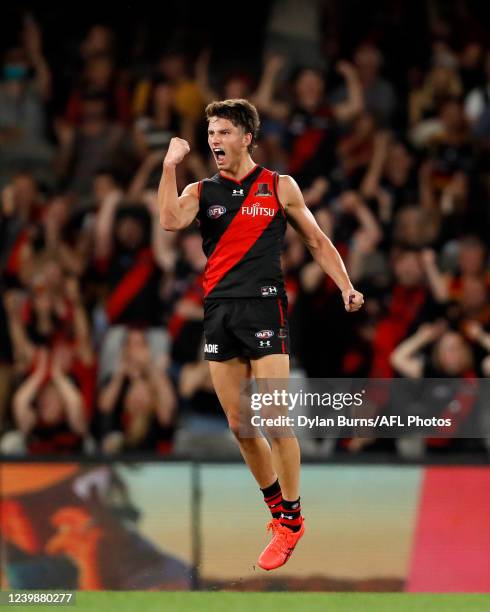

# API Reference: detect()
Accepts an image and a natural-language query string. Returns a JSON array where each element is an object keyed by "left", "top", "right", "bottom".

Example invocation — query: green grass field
[{"left": 6, "top": 592, "right": 490, "bottom": 612}]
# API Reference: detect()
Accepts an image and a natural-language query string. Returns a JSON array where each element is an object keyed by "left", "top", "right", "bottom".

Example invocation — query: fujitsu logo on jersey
[{"left": 241, "top": 202, "right": 275, "bottom": 218}]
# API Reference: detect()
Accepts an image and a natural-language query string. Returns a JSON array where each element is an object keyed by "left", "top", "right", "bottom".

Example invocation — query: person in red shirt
[{"left": 5, "top": 348, "right": 88, "bottom": 455}]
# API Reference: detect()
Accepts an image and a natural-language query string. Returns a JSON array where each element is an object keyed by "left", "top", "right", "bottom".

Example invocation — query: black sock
[
  {"left": 261, "top": 478, "right": 283, "bottom": 519},
  {"left": 280, "top": 497, "right": 302, "bottom": 532}
]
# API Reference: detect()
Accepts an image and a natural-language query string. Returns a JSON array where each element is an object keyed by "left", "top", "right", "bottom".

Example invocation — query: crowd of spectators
[{"left": 0, "top": 2, "right": 489, "bottom": 457}]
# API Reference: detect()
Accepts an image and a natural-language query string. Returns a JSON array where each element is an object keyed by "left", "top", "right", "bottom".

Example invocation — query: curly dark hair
[{"left": 205, "top": 98, "right": 260, "bottom": 153}]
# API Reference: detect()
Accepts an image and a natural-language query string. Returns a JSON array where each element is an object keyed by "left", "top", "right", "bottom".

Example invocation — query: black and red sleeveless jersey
[{"left": 197, "top": 165, "right": 287, "bottom": 299}]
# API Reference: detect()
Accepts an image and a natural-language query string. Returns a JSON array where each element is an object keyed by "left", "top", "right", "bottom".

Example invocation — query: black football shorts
[{"left": 203, "top": 297, "right": 289, "bottom": 361}]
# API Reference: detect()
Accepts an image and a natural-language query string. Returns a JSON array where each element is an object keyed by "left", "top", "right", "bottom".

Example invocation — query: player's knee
[
  {"left": 227, "top": 414, "right": 258, "bottom": 442},
  {"left": 226, "top": 413, "right": 241, "bottom": 439},
  {"left": 270, "top": 433, "right": 297, "bottom": 446}
]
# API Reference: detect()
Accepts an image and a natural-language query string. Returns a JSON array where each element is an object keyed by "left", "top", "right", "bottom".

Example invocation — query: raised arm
[
  {"left": 51, "top": 352, "right": 87, "bottom": 436},
  {"left": 23, "top": 15, "right": 52, "bottom": 100},
  {"left": 339, "top": 191, "right": 382, "bottom": 283},
  {"left": 128, "top": 151, "right": 163, "bottom": 199},
  {"left": 137, "top": 190, "right": 177, "bottom": 273},
  {"left": 419, "top": 249, "right": 449, "bottom": 303},
  {"left": 94, "top": 189, "right": 122, "bottom": 262},
  {"left": 98, "top": 361, "right": 127, "bottom": 415},
  {"left": 158, "top": 137, "right": 199, "bottom": 231},
  {"left": 390, "top": 322, "right": 444, "bottom": 378},
  {"left": 464, "top": 321, "right": 490, "bottom": 353},
  {"left": 332, "top": 61, "right": 364, "bottom": 124},
  {"left": 360, "top": 131, "right": 391, "bottom": 199},
  {"left": 195, "top": 49, "right": 219, "bottom": 105},
  {"left": 65, "top": 277, "right": 95, "bottom": 365},
  {"left": 12, "top": 350, "right": 49, "bottom": 434},
  {"left": 251, "top": 55, "right": 290, "bottom": 122},
  {"left": 278, "top": 175, "right": 364, "bottom": 312},
  {"left": 4, "top": 291, "right": 35, "bottom": 367},
  {"left": 147, "top": 358, "right": 176, "bottom": 426}
]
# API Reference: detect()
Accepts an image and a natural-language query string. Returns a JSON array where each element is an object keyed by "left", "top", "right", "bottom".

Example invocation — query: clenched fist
[
  {"left": 164, "top": 137, "right": 191, "bottom": 166},
  {"left": 342, "top": 289, "right": 364, "bottom": 313}
]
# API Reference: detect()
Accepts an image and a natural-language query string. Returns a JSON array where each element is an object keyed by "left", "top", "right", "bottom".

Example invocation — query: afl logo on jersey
[
  {"left": 207, "top": 205, "right": 226, "bottom": 219},
  {"left": 255, "top": 329, "right": 274, "bottom": 339}
]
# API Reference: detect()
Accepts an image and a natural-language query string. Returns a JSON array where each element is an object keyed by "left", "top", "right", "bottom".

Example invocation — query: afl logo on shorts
[
  {"left": 207, "top": 205, "right": 226, "bottom": 219},
  {"left": 255, "top": 330, "right": 274, "bottom": 339}
]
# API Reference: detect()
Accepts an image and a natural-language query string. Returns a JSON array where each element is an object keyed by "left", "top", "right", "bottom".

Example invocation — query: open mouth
[{"left": 213, "top": 148, "right": 226, "bottom": 163}]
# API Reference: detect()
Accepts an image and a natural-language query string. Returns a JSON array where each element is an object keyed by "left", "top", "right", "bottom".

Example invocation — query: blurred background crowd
[{"left": 0, "top": 0, "right": 489, "bottom": 458}]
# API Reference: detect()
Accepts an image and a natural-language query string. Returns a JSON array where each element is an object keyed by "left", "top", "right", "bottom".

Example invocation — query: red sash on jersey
[
  {"left": 288, "top": 129, "right": 325, "bottom": 175},
  {"left": 5, "top": 230, "right": 29, "bottom": 276},
  {"left": 167, "top": 274, "right": 204, "bottom": 340},
  {"left": 203, "top": 169, "right": 280, "bottom": 297},
  {"left": 105, "top": 247, "right": 155, "bottom": 323}
]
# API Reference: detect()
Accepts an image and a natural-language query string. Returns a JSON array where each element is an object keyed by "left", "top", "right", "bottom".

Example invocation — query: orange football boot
[{"left": 257, "top": 517, "right": 305, "bottom": 570}]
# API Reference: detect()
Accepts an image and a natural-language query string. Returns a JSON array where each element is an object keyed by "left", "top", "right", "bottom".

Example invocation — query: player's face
[{"left": 208, "top": 117, "right": 251, "bottom": 172}]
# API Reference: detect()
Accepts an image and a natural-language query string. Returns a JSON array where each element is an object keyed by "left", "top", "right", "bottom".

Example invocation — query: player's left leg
[
  {"left": 249, "top": 354, "right": 300, "bottom": 501},
  {"left": 250, "top": 354, "right": 305, "bottom": 570}
]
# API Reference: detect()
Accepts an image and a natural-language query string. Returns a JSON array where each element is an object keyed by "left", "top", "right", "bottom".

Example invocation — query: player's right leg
[
  {"left": 204, "top": 299, "right": 282, "bottom": 519},
  {"left": 208, "top": 357, "right": 277, "bottom": 489}
]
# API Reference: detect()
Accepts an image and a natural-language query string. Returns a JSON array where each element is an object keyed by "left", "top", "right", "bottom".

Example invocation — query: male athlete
[{"left": 158, "top": 99, "right": 364, "bottom": 570}]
